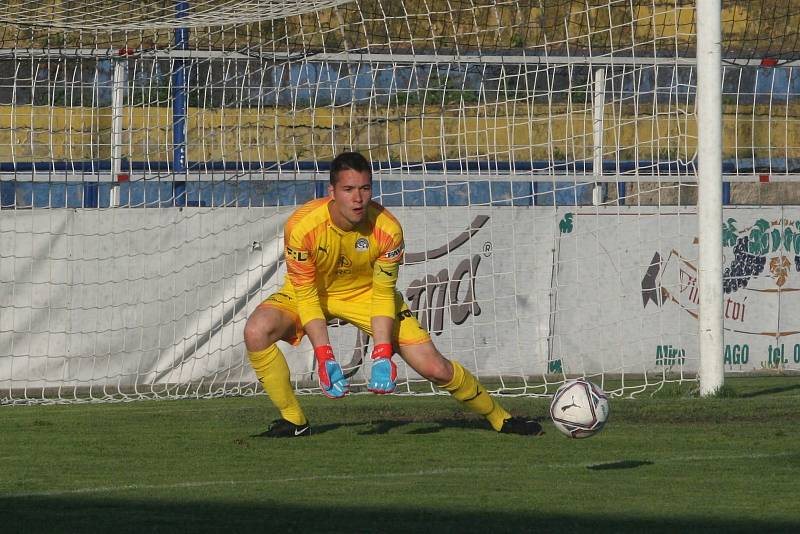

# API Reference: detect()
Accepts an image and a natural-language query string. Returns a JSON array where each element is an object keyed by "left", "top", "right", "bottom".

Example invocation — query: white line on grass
[
  {"left": 584, "top": 451, "right": 797, "bottom": 469},
  {"left": 1, "top": 468, "right": 473, "bottom": 499},
  {"left": 3, "top": 451, "right": 795, "bottom": 499}
]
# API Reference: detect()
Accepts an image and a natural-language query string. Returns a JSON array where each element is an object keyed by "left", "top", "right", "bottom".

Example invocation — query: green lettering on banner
[
  {"left": 767, "top": 344, "right": 788, "bottom": 366},
  {"left": 559, "top": 213, "right": 573, "bottom": 234},
  {"left": 548, "top": 359, "right": 562, "bottom": 374},
  {"left": 656, "top": 345, "right": 686, "bottom": 366},
  {"left": 723, "top": 344, "right": 749, "bottom": 365}
]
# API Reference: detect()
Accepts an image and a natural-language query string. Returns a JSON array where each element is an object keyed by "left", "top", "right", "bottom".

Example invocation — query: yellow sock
[
  {"left": 439, "top": 361, "right": 510, "bottom": 431},
  {"left": 248, "top": 345, "right": 307, "bottom": 426}
]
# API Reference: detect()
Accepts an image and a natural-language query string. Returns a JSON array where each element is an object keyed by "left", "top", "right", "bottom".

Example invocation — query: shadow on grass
[
  {"left": 246, "top": 418, "right": 491, "bottom": 438},
  {"left": 361, "top": 418, "right": 493, "bottom": 435},
  {"left": 1, "top": 497, "right": 797, "bottom": 534},
  {"left": 737, "top": 383, "right": 800, "bottom": 398},
  {"left": 586, "top": 460, "right": 654, "bottom": 470},
  {"left": 248, "top": 417, "right": 549, "bottom": 437}
]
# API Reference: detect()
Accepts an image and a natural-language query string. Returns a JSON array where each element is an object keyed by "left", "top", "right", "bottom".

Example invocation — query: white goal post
[
  {"left": 696, "top": 0, "right": 724, "bottom": 395},
  {"left": 2, "top": 0, "right": 799, "bottom": 405}
]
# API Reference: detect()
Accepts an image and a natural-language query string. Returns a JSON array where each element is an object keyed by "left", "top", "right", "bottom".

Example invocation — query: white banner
[
  {"left": 2, "top": 205, "right": 798, "bottom": 392},
  {"left": 554, "top": 206, "right": 800, "bottom": 374}
]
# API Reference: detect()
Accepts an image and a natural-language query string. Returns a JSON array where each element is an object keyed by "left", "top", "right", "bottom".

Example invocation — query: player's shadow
[
  {"left": 404, "top": 418, "right": 488, "bottom": 435},
  {"left": 586, "top": 460, "right": 654, "bottom": 470},
  {"left": 362, "top": 416, "right": 548, "bottom": 435},
  {"left": 246, "top": 421, "right": 412, "bottom": 437},
  {"left": 353, "top": 418, "right": 490, "bottom": 435},
  {"left": 249, "top": 416, "right": 547, "bottom": 437},
  {"left": 246, "top": 421, "right": 363, "bottom": 439},
  {"left": 305, "top": 418, "right": 492, "bottom": 435}
]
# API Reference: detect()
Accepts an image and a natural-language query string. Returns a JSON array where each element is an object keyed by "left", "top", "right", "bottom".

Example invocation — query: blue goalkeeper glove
[
  {"left": 314, "top": 345, "right": 349, "bottom": 399},
  {"left": 368, "top": 343, "right": 397, "bottom": 394}
]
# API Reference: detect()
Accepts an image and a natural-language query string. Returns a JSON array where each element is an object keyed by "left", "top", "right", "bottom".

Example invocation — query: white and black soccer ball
[{"left": 549, "top": 379, "right": 609, "bottom": 439}]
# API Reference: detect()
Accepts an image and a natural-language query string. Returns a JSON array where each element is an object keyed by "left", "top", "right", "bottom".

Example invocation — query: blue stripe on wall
[{"left": 0, "top": 179, "right": 599, "bottom": 208}]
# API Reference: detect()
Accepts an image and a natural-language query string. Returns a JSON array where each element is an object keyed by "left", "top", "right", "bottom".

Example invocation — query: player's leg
[
  {"left": 243, "top": 298, "right": 309, "bottom": 435},
  {"left": 398, "top": 342, "right": 541, "bottom": 435},
  {"left": 393, "top": 307, "right": 542, "bottom": 435},
  {"left": 396, "top": 341, "right": 505, "bottom": 428},
  {"left": 389, "top": 304, "right": 508, "bottom": 425},
  {"left": 321, "top": 295, "right": 540, "bottom": 434}
]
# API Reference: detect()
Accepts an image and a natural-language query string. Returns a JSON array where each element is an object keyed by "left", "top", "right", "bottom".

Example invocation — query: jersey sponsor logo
[
  {"left": 355, "top": 237, "right": 369, "bottom": 251},
  {"left": 384, "top": 243, "right": 404, "bottom": 259},
  {"left": 286, "top": 246, "right": 308, "bottom": 262},
  {"left": 337, "top": 255, "right": 352, "bottom": 275}
]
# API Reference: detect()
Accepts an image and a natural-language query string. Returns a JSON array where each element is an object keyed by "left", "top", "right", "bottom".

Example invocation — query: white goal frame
[{"left": 7, "top": 0, "right": 800, "bottom": 404}]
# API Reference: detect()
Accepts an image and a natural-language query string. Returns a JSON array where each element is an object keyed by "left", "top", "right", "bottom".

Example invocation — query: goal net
[{"left": 2, "top": 0, "right": 799, "bottom": 404}]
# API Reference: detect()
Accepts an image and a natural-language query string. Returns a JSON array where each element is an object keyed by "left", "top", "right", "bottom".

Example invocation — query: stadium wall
[
  {"left": 0, "top": 1, "right": 770, "bottom": 51},
  {"left": 2, "top": 205, "right": 798, "bottom": 392},
  {"left": 2, "top": 103, "right": 799, "bottom": 164}
]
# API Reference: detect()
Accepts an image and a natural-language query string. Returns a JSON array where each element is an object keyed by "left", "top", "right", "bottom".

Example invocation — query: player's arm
[
  {"left": 370, "top": 316, "right": 394, "bottom": 346},
  {"left": 284, "top": 251, "right": 330, "bottom": 348},
  {"left": 284, "top": 229, "right": 325, "bottom": 334},
  {"left": 285, "top": 223, "right": 347, "bottom": 397},
  {"left": 302, "top": 318, "right": 331, "bottom": 348},
  {"left": 370, "top": 221, "right": 403, "bottom": 323},
  {"left": 370, "top": 257, "right": 399, "bottom": 347},
  {"left": 368, "top": 220, "right": 404, "bottom": 393}
]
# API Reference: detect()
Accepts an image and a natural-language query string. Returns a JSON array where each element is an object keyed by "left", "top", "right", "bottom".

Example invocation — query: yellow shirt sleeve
[
  {"left": 371, "top": 214, "right": 404, "bottom": 319},
  {"left": 285, "top": 218, "right": 326, "bottom": 326}
]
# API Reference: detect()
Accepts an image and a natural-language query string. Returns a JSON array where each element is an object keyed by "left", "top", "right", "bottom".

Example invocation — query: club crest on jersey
[{"left": 355, "top": 237, "right": 369, "bottom": 251}]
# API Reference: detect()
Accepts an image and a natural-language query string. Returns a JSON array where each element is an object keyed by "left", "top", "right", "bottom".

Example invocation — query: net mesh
[{"left": 2, "top": 1, "right": 800, "bottom": 405}]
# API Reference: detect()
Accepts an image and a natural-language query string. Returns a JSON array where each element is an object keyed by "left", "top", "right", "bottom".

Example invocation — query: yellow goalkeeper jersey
[{"left": 283, "top": 197, "right": 404, "bottom": 326}]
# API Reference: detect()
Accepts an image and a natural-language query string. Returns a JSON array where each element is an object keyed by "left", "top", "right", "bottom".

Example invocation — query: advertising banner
[{"left": 2, "top": 205, "right": 798, "bottom": 392}]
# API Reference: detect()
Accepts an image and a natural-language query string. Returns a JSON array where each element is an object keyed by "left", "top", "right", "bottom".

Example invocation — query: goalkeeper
[{"left": 244, "top": 152, "right": 542, "bottom": 438}]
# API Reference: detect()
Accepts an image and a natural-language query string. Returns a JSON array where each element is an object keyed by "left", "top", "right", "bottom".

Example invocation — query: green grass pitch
[{"left": 1, "top": 376, "right": 799, "bottom": 533}]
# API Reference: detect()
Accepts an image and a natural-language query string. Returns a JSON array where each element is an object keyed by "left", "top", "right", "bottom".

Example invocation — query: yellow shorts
[{"left": 258, "top": 283, "right": 431, "bottom": 347}]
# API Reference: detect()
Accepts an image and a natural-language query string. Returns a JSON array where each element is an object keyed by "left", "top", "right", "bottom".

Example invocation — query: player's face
[{"left": 328, "top": 169, "right": 372, "bottom": 230}]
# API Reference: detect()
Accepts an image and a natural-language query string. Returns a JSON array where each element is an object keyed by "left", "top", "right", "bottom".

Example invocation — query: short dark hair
[{"left": 330, "top": 152, "right": 372, "bottom": 186}]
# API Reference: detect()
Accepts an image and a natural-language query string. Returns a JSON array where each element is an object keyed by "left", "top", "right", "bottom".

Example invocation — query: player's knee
[
  {"left": 243, "top": 316, "right": 264, "bottom": 350},
  {"left": 418, "top": 355, "right": 454, "bottom": 384},
  {"left": 244, "top": 313, "right": 281, "bottom": 351}
]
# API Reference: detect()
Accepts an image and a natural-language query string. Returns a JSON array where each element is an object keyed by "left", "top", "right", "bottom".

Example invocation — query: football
[{"left": 549, "top": 379, "right": 609, "bottom": 438}]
